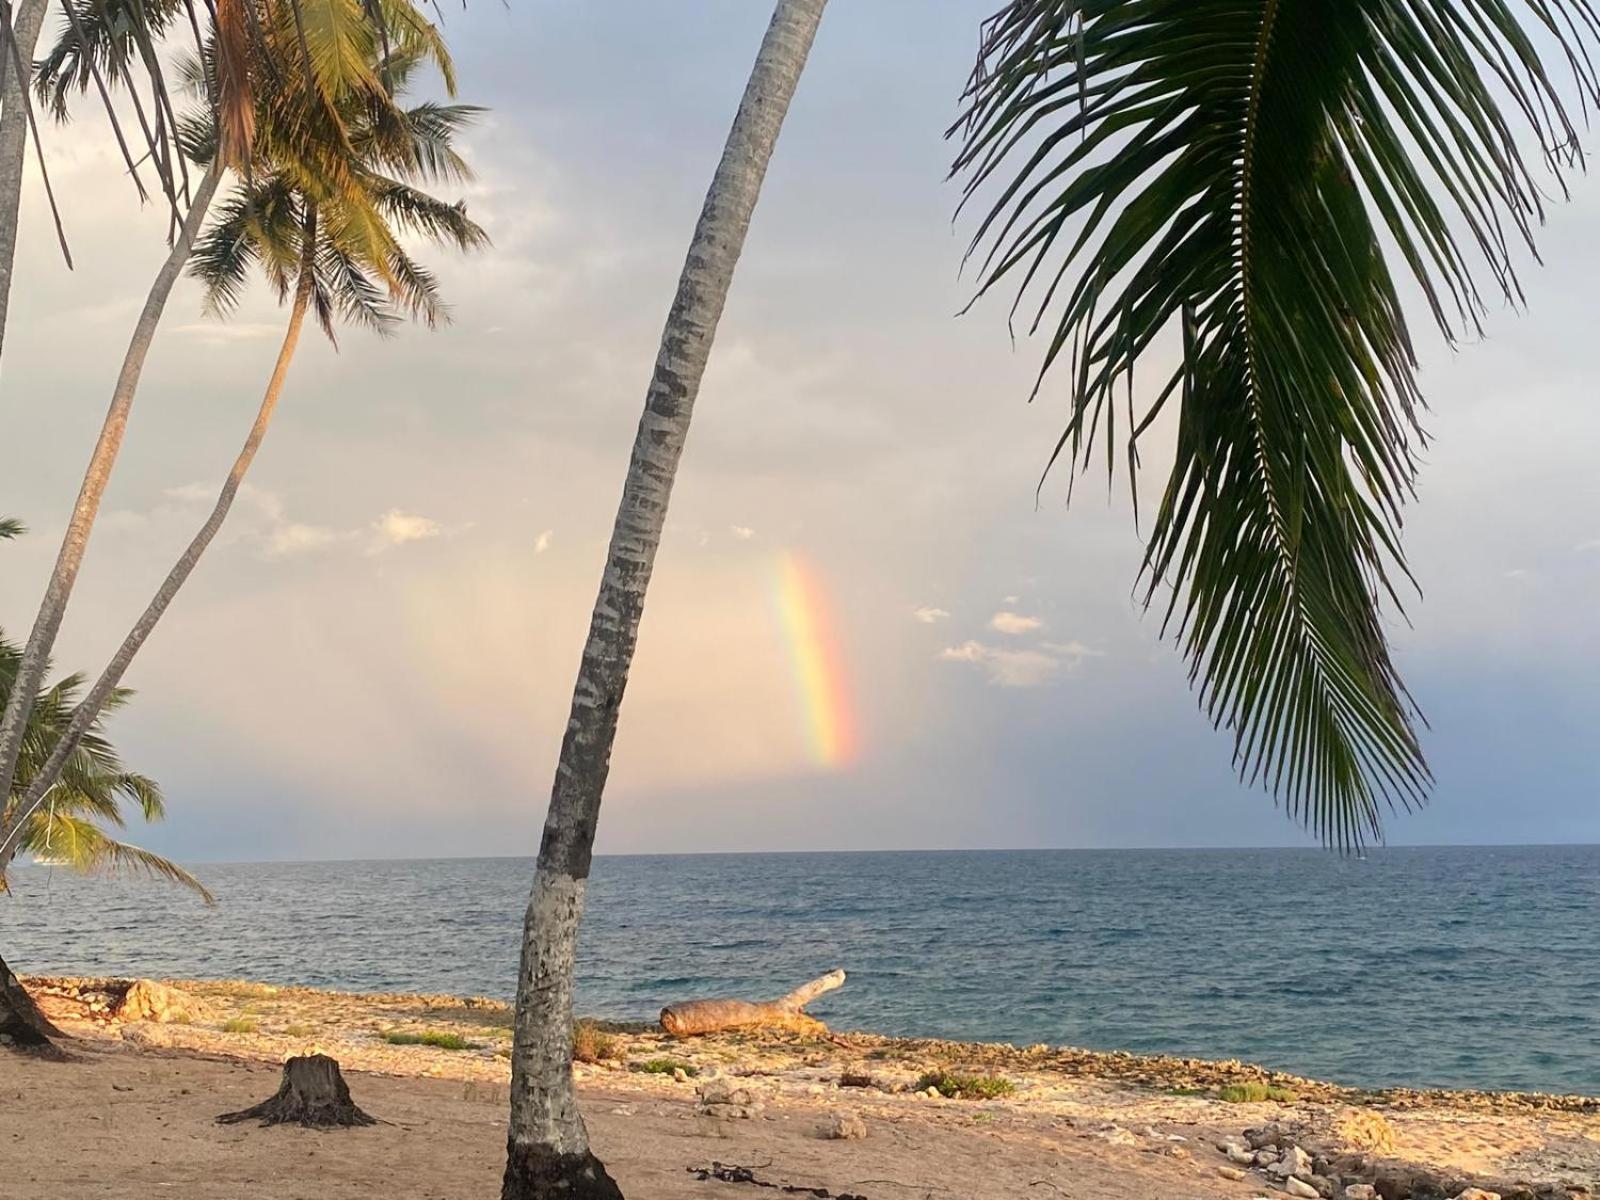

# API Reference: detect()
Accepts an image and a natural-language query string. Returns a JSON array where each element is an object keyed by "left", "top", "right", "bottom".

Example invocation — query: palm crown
[
  {"left": 954, "top": 0, "right": 1600, "bottom": 847},
  {"left": 179, "top": 42, "right": 487, "bottom": 340},
  {"left": 0, "top": 523, "right": 210, "bottom": 899}
]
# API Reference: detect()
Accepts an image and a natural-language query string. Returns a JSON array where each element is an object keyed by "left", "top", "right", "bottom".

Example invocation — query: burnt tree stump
[{"left": 217, "top": 1053, "right": 376, "bottom": 1128}]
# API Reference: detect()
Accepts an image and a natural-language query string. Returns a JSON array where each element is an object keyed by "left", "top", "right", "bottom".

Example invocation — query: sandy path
[{"left": 1, "top": 1038, "right": 1257, "bottom": 1200}]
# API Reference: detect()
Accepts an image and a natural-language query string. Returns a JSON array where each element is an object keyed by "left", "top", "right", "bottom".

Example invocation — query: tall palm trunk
[
  {"left": 0, "top": 206, "right": 317, "bottom": 883},
  {"left": 0, "top": 160, "right": 223, "bottom": 810},
  {"left": 500, "top": 4, "right": 826, "bottom": 1197},
  {"left": 0, "top": 0, "right": 50, "bottom": 364}
]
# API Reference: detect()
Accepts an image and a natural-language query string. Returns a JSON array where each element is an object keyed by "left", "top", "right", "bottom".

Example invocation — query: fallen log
[
  {"left": 217, "top": 1053, "right": 376, "bottom": 1128},
  {"left": 660, "top": 969, "right": 846, "bottom": 1036}
]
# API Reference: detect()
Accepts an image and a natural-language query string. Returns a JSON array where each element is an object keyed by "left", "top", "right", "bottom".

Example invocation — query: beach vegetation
[
  {"left": 573, "top": 1020, "right": 620, "bottom": 1064},
  {"left": 915, "top": 1070, "right": 1016, "bottom": 1100},
  {"left": 632, "top": 1057, "right": 698, "bottom": 1078},
  {"left": 382, "top": 1029, "right": 478, "bottom": 1051},
  {"left": 1218, "top": 1082, "right": 1299, "bottom": 1104},
  {"left": 221, "top": 1018, "right": 259, "bottom": 1034},
  {"left": 283, "top": 1024, "right": 314, "bottom": 1038}
]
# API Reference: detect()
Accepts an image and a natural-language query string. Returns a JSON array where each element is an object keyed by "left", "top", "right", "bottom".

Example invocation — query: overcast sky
[{"left": 2, "top": 1, "right": 1597, "bottom": 863}]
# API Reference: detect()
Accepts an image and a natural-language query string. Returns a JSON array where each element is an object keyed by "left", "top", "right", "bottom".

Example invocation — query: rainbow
[{"left": 774, "top": 552, "right": 859, "bottom": 769}]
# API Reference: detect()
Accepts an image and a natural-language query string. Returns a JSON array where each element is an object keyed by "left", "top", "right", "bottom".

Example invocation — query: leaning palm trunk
[
  {"left": 0, "top": 160, "right": 222, "bottom": 808},
  {"left": 501, "top": 4, "right": 826, "bottom": 1197},
  {"left": 0, "top": 207, "right": 314, "bottom": 881},
  {"left": 0, "top": 0, "right": 50, "bottom": 364},
  {"left": 0, "top": 946, "right": 63, "bottom": 1053}
]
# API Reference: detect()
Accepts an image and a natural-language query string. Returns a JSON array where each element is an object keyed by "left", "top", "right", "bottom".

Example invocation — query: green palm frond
[
  {"left": 954, "top": 0, "right": 1600, "bottom": 848},
  {"left": 0, "top": 518, "right": 23, "bottom": 540},
  {"left": 369, "top": 177, "right": 487, "bottom": 248},
  {"left": 21, "top": 812, "right": 213, "bottom": 903}
]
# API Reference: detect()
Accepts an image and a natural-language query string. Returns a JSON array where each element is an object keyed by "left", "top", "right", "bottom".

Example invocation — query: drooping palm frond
[
  {"left": 0, "top": 518, "right": 22, "bottom": 540},
  {"left": 0, "top": 629, "right": 206, "bottom": 901},
  {"left": 954, "top": 0, "right": 1600, "bottom": 848}
]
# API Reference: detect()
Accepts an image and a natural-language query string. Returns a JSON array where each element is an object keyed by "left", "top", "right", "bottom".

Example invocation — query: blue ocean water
[{"left": 4, "top": 847, "right": 1597, "bottom": 1095}]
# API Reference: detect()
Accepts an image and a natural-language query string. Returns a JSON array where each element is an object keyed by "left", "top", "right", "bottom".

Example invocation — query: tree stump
[
  {"left": 217, "top": 1054, "right": 376, "bottom": 1128},
  {"left": 660, "top": 969, "right": 846, "bottom": 1036},
  {"left": 0, "top": 951, "right": 66, "bottom": 1057}
]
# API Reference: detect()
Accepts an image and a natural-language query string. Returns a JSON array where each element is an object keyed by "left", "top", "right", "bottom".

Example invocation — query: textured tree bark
[
  {"left": 0, "top": 209, "right": 313, "bottom": 880},
  {"left": 0, "top": 160, "right": 222, "bottom": 812},
  {"left": 502, "top": 4, "right": 828, "bottom": 1197},
  {"left": 216, "top": 1054, "right": 376, "bottom": 1128},
  {"left": 0, "top": 0, "right": 50, "bottom": 365},
  {"left": 0, "top": 947, "right": 65, "bottom": 1055},
  {"left": 660, "top": 969, "right": 846, "bottom": 1036}
]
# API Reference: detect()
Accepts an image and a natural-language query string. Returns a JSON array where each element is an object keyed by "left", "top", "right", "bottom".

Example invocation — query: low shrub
[
  {"left": 915, "top": 1070, "right": 1015, "bottom": 1100},
  {"left": 1218, "top": 1082, "right": 1298, "bottom": 1104},
  {"left": 383, "top": 1029, "right": 478, "bottom": 1051},
  {"left": 573, "top": 1020, "right": 620, "bottom": 1064},
  {"left": 633, "top": 1058, "right": 698, "bottom": 1078}
]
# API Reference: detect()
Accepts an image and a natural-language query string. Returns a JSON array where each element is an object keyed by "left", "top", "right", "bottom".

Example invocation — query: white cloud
[
  {"left": 911, "top": 606, "right": 951, "bottom": 624},
  {"left": 1003, "top": 594, "right": 1020, "bottom": 604},
  {"left": 1040, "top": 640, "right": 1104, "bottom": 663},
  {"left": 939, "top": 641, "right": 1060, "bottom": 688},
  {"left": 268, "top": 523, "right": 345, "bottom": 558},
  {"left": 534, "top": 530, "right": 553, "bottom": 554},
  {"left": 989, "top": 611, "right": 1044, "bottom": 635},
  {"left": 730, "top": 525, "right": 756, "bottom": 540},
  {"left": 170, "top": 322, "right": 284, "bottom": 345},
  {"left": 1576, "top": 538, "right": 1600, "bottom": 552},
  {"left": 369, "top": 509, "right": 443, "bottom": 553},
  {"left": 163, "top": 482, "right": 216, "bottom": 505}
]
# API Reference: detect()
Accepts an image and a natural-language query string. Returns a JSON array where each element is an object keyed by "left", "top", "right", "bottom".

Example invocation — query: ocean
[{"left": 4, "top": 846, "right": 1596, "bottom": 1095}]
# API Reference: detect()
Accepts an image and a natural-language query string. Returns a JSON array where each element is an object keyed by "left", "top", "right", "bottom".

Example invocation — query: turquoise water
[{"left": 5, "top": 847, "right": 1597, "bottom": 1094}]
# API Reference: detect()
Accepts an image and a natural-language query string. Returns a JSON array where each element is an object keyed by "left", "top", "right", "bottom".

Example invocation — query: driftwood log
[
  {"left": 217, "top": 1053, "right": 376, "bottom": 1128},
  {"left": 660, "top": 969, "right": 846, "bottom": 1036}
]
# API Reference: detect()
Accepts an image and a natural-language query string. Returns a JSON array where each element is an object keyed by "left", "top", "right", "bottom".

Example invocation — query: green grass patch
[
  {"left": 220, "top": 1018, "right": 258, "bottom": 1034},
  {"left": 1218, "top": 1082, "right": 1298, "bottom": 1104},
  {"left": 283, "top": 1024, "right": 314, "bottom": 1038},
  {"left": 632, "top": 1058, "right": 698, "bottom": 1078},
  {"left": 382, "top": 1029, "right": 479, "bottom": 1051},
  {"left": 915, "top": 1071, "right": 1015, "bottom": 1100}
]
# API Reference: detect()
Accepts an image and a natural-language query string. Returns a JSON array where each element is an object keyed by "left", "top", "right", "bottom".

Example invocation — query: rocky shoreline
[{"left": 17, "top": 974, "right": 1600, "bottom": 1200}]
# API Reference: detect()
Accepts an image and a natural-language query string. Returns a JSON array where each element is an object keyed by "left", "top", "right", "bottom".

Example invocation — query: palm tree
[
  {"left": 950, "top": 0, "right": 1600, "bottom": 847},
  {"left": 0, "top": 522, "right": 212, "bottom": 1054},
  {"left": 501, "top": 3, "right": 827, "bottom": 1197},
  {"left": 0, "top": 43, "right": 486, "bottom": 879},
  {"left": 0, "top": 0, "right": 456, "bottom": 822},
  {"left": 0, "top": 0, "right": 53, "bottom": 362}
]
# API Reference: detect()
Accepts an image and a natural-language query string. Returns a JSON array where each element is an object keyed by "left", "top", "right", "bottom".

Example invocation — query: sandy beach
[{"left": 1, "top": 977, "right": 1596, "bottom": 1199}]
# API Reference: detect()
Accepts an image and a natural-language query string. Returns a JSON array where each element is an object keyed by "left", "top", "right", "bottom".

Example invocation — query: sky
[{"left": 2, "top": 1, "right": 1598, "bottom": 863}]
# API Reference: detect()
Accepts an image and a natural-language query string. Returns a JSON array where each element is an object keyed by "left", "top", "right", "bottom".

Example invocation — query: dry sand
[{"left": 2, "top": 977, "right": 1597, "bottom": 1200}]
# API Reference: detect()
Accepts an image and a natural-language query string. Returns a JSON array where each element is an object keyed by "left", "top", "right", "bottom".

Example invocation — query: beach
[{"left": 3, "top": 977, "right": 1596, "bottom": 1200}]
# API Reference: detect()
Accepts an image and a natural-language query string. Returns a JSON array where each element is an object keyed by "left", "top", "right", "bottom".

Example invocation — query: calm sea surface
[{"left": 4, "top": 847, "right": 1597, "bottom": 1095}]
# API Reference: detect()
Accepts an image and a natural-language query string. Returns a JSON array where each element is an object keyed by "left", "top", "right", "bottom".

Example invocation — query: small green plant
[
  {"left": 283, "top": 1024, "right": 314, "bottom": 1038},
  {"left": 383, "top": 1029, "right": 478, "bottom": 1051},
  {"left": 633, "top": 1057, "right": 698, "bottom": 1078},
  {"left": 915, "top": 1071, "right": 1015, "bottom": 1100},
  {"left": 1218, "top": 1082, "right": 1298, "bottom": 1104},
  {"left": 221, "top": 1018, "right": 258, "bottom": 1034},
  {"left": 573, "top": 1020, "right": 619, "bottom": 1064}
]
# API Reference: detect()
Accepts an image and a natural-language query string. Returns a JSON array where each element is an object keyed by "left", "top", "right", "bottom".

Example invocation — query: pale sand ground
[{"left": 2, "top": 978, "right": 1597, "bottom": 1199}]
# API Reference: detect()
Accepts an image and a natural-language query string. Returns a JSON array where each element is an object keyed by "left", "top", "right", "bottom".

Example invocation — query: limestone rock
[
  {"left": 1218, "top": 1166, "right": 1248, "bottom": 1181},
  {"left": 697, "top": 1080, "right": 762, "bottom": 1120},
  {"left": 1221, "top": 1141, "right": 1255, "bottom": 1165},
  {"left": 1285, "top": 1178, "right": 1320, "bottom": 1199},
  {"left": 1343, "top": 1187, "right": 1379, "bottom": 1200},
  {"left": 826, "top": 1112, "right": 867, "bottom": 1140},
  {"left": 115, "top": 980, "right": 212, "bottom": 1025},
  {"left": 1454, "top": 1191, "right": 1500, "bottom": 1200},
  {"left": 1268, "top": 1146, "right": 1314, "bottom": 1180}
]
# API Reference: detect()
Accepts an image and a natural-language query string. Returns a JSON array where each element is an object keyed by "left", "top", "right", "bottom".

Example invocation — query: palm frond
[
  {"left": 21, "top": 813, "right": 213, "bottom": 903},
  {"left": 0, "top": 518, "right": 23, "bottom": 540},
  {"left": 954, "top": 0, "right": 1600, "bottom": 848}
]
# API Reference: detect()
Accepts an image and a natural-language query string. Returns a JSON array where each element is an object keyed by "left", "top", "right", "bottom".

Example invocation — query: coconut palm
[
  {"left": 0, "top": 43, "right": 487, "bottom": 880},
  {"left": 501, "top": 4, "right": 826, "bottom": 1197},
  {"left": 0, "top": 521, "right": 211, "bottom": 1054},
  {"left": 0, "top": 0, "right": 456, "bottom": 823},
  {"left": 0, "top": 0, "right": 54, "bottom": 362},
  {"left": 950, "top": 0, "right": 1600, "bottom": 848}
]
